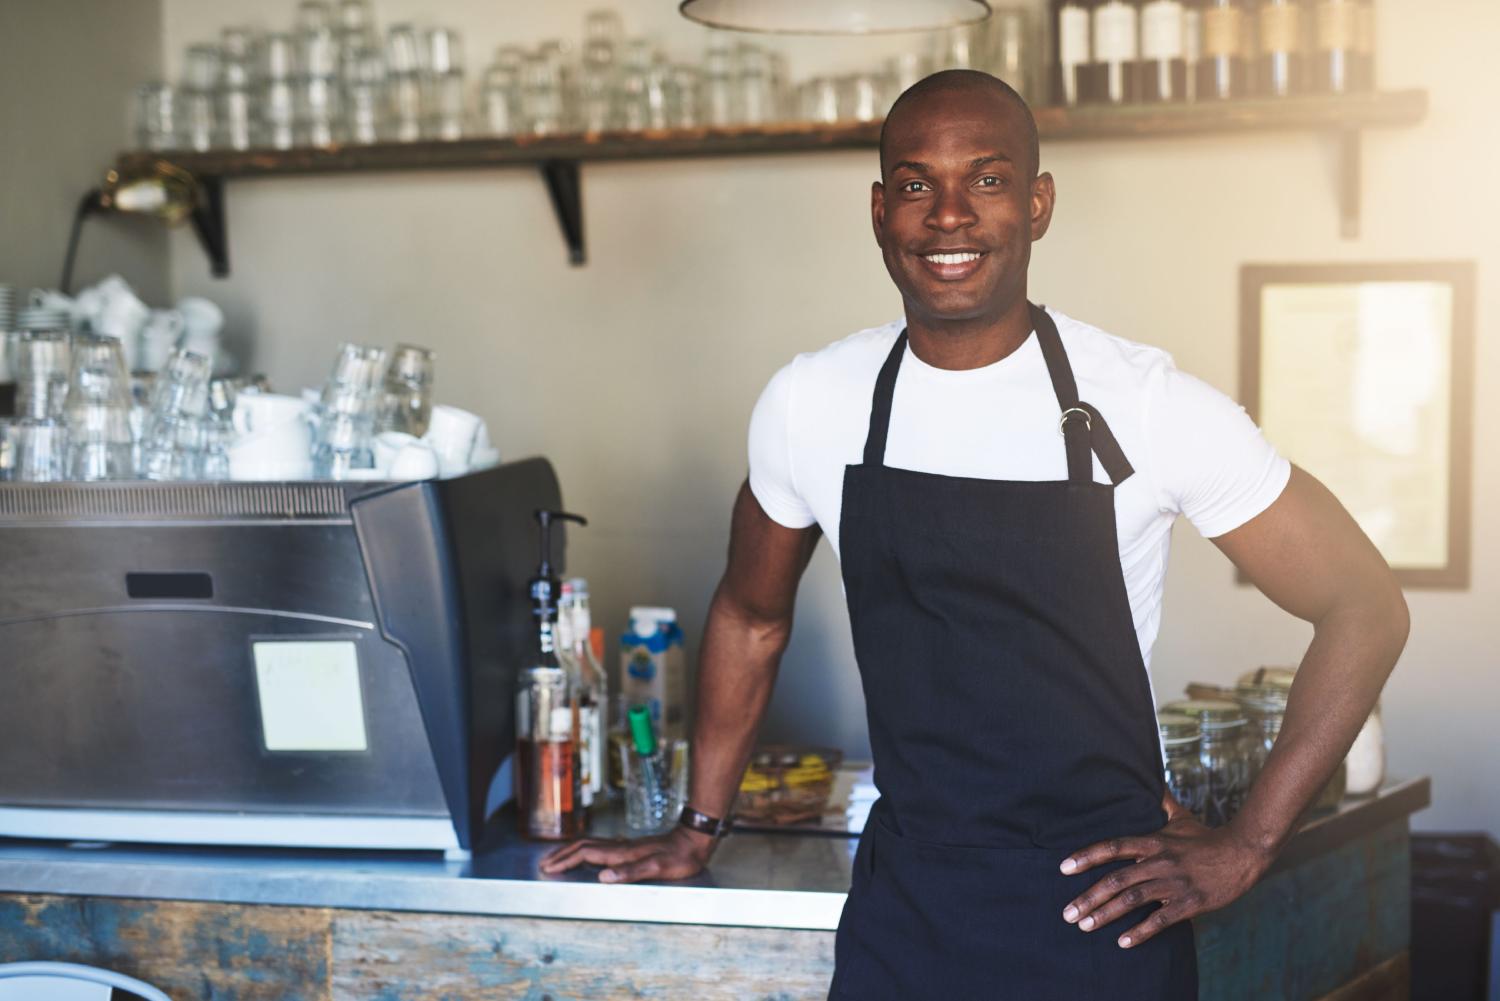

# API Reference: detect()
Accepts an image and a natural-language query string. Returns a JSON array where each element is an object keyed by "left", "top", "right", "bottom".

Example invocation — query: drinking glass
[
  {"left": 621, "top": 737, "right": 689, "bottom": 833},
  {"left": 219, "top": 28, "right": 259, "bottom": 150},
  {"left": 344, "top": 47, "right": 386, "bottom": 144},
  {"left": 521, "top": 52, "right": 565, "bottom": 135},
  {"left": 0, "top": 421, "right": 14, "bottom": 482},
  {"left": 64, "top": 336, "right": 134, "bottom": 480},
  {"left": 735, "top": 44, "right": 774, "bottom": 126},
  {"left": 13, "top": 420, "right": 69, "bottom": 483},
  {"left": 668, "top": 65, "right": 701, "bottom": 128},
  {"left": 482, "top": 63, "right": 520, "bottom": 136},
  {"left": 386, "top": 24, "right": 423, "bottom": 141},
  {"left": 261, "top": 33, "right": 297, "bottom": 148},
  {"left": 313, "top": 343, "right": 385, "bottom": 479},
  {"left": 701, "top": 47, "right": 734, "bottom": 127},
  {"left": 375, "top": 344, "right": 435, "bottom": 437},
  {"left": 841, "top": 73, "right": 886, "bottom": 123},
  {"left": 12, "top": 331, "right": 72, "bottom": 421},
  {"left": 139, "top": 348, "right": 212, "bottom": 481},
  {"left": 134, "top": 83, "right": 178, "bottom": 151},
  {"left": 617, "top": 39, "right": 655, "bottom": 131}
]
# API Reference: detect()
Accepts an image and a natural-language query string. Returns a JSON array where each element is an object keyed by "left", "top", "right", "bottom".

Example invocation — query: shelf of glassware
[{"left": 112, "top": 89, "right": 1427, "bottom": 264}]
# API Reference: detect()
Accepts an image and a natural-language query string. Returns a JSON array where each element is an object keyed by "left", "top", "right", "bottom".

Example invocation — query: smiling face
[{"left": 872, "top": 78, "right": 1054, "bottom": 331}]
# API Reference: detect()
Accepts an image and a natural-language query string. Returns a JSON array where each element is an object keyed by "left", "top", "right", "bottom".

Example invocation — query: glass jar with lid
[
  {"left": 1236, "top": 666, "right": 1350, "bottom": 812},
  {"left": 1162, "top": 699, "right": 1249, "bottom": 828},
  {"left": 1234, "top": 681, "right": 1289, "bottom": 781},
  {"left": 1158, "top": 712, "right": 1208, "bottom": 823}
]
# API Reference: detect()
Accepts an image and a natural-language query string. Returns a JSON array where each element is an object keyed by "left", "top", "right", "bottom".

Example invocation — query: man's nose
[{"left": 926, "top": 186, "right": 978, "bottom": 232}]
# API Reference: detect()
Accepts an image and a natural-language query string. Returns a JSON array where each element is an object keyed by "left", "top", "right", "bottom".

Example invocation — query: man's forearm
[
  {"left": 685, "top": 585, "right": 792, "bottom": 822},
  {"left": 1230, "top": 587, "right": 1409, "bottom": 858}
]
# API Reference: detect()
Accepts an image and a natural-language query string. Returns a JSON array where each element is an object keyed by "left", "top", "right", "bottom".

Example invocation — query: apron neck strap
[
  {"left": 860, "top": 308, "right": 1134, "bottom": 486},
  {"left": 862, "top": 327, "right": 909, "bottom": 466},
  {"left": 1033, "top": 303, "right": 1135, "bottom": 486}
]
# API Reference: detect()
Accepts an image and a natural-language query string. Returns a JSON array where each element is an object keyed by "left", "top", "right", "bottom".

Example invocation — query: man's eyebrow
[{"left": 890, "top": 154, "right": 1014, "bottom": 174}]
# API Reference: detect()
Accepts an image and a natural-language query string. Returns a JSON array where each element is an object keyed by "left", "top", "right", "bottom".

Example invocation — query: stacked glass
[
  {"left": 313, "top": 342, "right": 386, "bottom": 479},
  {"left": 134, "top": 82, "right": 178, "bottom": 151},
  {"left": 63, "top": 336, "right": 135, "bottom": 481},
  {"left": 425, "top": 28, "right": 467, "bottom": 140},
  {"left": 218, "top": 27, "right": 259, "bottom": 151},
  {"left": 481, "top": 47, "right": 526, "bottom": 137},
  {"left": 7, "top": 330, "right": 72, "bottom": 483},
  {"left": 139, "top": 348, "right": 213, "bottom": 481},
  {"left": 385, "top": 23, "right": 424, "bottom": 142},
  {"left": 375, "top": 344, "right": 435, "bottom": 438},
  {"left": 295, "top": 1, "right": 340, "bottom": 146},
  {"left": 578, "top": 10, "right": 622, "bottom": 132},
  {"left": 261, "top": 32, "right": 298, "bottom": 149},
  {"left": 182, "top": 44, "right": 220, "bottom": 152}
]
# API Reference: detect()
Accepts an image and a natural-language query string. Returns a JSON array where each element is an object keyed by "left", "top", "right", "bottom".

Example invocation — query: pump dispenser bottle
[{"left": 517, "top": 509, "right": 588, "bottom": 841}]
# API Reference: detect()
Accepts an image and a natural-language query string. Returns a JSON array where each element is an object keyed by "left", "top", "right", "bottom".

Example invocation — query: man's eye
[
  {"left": 901, "top": 181, "right": 929, "bottom": 193},
  {"left": 977, "top": 176, "right": 1006, "bottom": 188}
]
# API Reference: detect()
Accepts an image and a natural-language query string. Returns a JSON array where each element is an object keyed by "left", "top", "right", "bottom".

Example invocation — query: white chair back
[{"left": 0, "top": 962, "right": 171, "bottom": 1001}]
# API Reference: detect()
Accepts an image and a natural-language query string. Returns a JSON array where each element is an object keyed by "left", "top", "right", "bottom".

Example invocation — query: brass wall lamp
[{"left": 62, "top": 161, "right": 227, "bottom": 293}]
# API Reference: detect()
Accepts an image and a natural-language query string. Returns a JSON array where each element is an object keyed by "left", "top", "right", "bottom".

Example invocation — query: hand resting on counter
[{"left": 539, "top": 825, "right": 718, "bottom": 883}]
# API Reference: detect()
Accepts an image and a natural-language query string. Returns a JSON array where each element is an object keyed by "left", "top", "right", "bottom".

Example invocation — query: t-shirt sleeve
[
  {"left": 1148, "top": 361, "right": 1291, "bottom": 539},
  {"left": 748, "top": 359, "right": 818, "bottom": 529}
]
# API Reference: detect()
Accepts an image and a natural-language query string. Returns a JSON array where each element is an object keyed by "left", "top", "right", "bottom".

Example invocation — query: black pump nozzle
[{"left": 530, "top": 510, "right": 587, "bottom": 627}]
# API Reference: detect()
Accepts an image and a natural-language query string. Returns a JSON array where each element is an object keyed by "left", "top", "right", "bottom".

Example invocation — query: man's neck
[{"left": 904, "top": 296, "right": 1034, "bottom": 371}]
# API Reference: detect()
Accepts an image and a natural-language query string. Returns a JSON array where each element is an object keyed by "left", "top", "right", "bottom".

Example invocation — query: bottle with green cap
[{"left": 625, "top": 703, "right": 668, "bottom": 830}]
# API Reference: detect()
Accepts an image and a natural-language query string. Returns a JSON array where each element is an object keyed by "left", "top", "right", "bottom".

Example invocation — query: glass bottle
[
  {"left": 1256, "top": 0, "right": 1306, "bottom": 97},
  {"left": 1158, "top": 712, "right": 1209, "bottom": 822},
  {"left": 1164, "top": 699, "right": 1249, "bottom": 827},
  {"left": 1051, "top": 0, "right": 1096, "bottom": 106},
  {"left": 1198, "top": 0, "right": 1249, "bottom": 99},
  {"left": 562, "top": 578, "right": 609, "bottom": 804},
  {"left": 1308, "top": 0, "right": 1357, "bottom": 94},
  {"left": 1140, "top": 0, "right": 1189, "bottom": 102},
  {"left": 516, "top": 511, "right": 588, "bottom": 841},
  {"left": 1092, "top": 0, "right": 1142, "bottom": 104}
]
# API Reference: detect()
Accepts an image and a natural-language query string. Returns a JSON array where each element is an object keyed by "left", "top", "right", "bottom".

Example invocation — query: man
[{"left": 543, "top": 71, "right": 1409, "bottom": 998}]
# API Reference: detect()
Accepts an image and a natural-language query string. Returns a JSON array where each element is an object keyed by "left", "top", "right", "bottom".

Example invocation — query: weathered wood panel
[
  {"left": 0, "top": 894, "right": 333, "bottom": 1001},
  {"left": 1196, "top": 820, "right": 1410, "bottom": 1001},
  {"left": 0, "top": 819, "right": 1411, "bottom": 1000},
  {"left": 329, "top": 910, "right": 834, "bottom": 1001}
]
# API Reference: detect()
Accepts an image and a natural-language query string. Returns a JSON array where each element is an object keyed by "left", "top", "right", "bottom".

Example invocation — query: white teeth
[{"left": 924, "top": 252, "right": 982, "bottom": 265}]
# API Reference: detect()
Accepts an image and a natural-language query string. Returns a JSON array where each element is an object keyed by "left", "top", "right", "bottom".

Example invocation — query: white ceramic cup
[
  {"left": 176, "top": 296, "right": 224, "bottom": 341},
  {"left": 373, "top": 431, "right": 418, "bottom": 475},
  {"left": 424, "top": 404, "right": 482, "bottom": 478},
  {"left": 233, "top": 392, "right": 310, "bottom": 437},
  {"left": 388, "top": 439, "right": 440, "bottom": 480},
  {"left": 92, "top": 280, "right": 150, "bottom": 344},
  {"left": 227, "top": 424, "right": 314, "bottom": 481}
]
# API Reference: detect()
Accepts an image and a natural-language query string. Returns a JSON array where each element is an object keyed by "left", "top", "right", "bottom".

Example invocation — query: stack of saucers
[{"left": 16, "top": 304, "right": 72, "bottom": 334}]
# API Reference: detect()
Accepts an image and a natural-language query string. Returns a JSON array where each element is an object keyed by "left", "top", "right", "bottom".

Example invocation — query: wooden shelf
[{"left": 113, "top": 89, "right": 1427, "bottom": 267}]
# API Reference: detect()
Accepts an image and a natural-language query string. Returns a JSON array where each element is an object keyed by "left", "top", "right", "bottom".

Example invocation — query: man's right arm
[{"left": 539, "top": 479, "right": 821, "bottom": 882}]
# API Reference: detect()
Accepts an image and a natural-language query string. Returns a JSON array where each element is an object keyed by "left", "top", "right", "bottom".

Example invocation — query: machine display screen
[{"left": 252, "top": 640, "right": 369, "bottom": 753}]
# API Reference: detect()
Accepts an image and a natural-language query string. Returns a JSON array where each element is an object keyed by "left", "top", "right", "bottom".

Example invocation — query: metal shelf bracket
[
  {"left": 190, "top": 175, "right": 230, "bottom": 277},
  {"left": 1337, "top": 129, "right": 1362, "bottom": 240},
  {"left": 540, "top": 159, "right": 585, "bottom": 266}
]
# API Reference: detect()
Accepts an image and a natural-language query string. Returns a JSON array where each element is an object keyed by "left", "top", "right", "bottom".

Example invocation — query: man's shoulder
[
  {"left": 780, "top": 319, "right": 906, "bottom": 393},
  {"left": 1047, "top": 307, "right": 1176, "bottom": 385}
]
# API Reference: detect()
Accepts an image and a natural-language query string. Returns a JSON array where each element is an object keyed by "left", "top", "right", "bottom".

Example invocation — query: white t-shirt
[{"left": 748, "top": 307, "right": 1291, "bottom": 670}]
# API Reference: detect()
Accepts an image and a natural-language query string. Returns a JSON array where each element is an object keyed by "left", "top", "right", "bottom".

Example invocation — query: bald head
[{"left": 879, "top": 70, "right": 1040, "bottom": 182}]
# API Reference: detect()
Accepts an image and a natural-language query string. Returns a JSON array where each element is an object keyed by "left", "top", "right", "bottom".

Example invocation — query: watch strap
[{"left": 678, "top": 806, "right": 732, "bottom": 838}]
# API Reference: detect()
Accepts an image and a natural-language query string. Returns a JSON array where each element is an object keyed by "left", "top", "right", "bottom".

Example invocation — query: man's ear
[
  {"left": 872, "top": 180, "right": 886, "bottom": 249},
  {"left": 1030, "top": 172, "right": 1056, "bottom": 242}
]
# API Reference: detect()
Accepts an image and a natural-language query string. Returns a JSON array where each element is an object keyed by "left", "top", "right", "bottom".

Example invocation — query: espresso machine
[{"left": 0, "top": 458, "right": 567, "bottom": 854}]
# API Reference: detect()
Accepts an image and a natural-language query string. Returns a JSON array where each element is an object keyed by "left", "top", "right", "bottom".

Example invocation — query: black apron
[{"left": 829, "top": 304, "right": 1197, "bottom": 1000}]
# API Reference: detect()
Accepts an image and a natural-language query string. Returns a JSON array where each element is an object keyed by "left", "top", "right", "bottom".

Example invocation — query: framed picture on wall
[{"left": 1240, "top": 262, "right": 1476, "bottom": 589}]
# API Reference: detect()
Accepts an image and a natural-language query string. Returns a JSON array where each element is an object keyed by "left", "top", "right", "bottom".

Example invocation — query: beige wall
[
  {"left": 0, "top": 0, "right": 167, "bottom": 300},
  {"left": 161, "top": 1, "right": 1499, "bottom": 836}
]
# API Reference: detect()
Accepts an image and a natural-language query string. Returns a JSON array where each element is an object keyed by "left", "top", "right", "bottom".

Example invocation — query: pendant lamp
[{"left": 679, "top": 0, "right": 991, "bottom": 35}]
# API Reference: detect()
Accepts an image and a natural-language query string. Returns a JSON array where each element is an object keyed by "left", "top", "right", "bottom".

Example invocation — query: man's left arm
[{"left": 1059, "top": 464, "right": 1410, "bottom": 948}]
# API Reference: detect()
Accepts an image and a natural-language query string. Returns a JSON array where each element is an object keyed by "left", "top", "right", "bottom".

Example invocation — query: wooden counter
[{"left": 0, "top": 778, "right": 1428, "bottom": 1000}]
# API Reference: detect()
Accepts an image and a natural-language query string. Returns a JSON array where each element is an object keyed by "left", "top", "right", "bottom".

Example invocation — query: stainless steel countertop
[
  {"left": 0, "top": 806, "right": 857, "bottom": 931},
  {"left": 0, "top": 779, "right": 1429, "bottom": 932}
]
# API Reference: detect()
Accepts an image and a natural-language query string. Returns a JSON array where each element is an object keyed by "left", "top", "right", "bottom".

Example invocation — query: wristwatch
[{"left": 678, "top": 805, "right": 733, "bottom": 838}]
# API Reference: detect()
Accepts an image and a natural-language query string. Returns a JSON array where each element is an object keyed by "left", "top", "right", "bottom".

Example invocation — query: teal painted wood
[
  {"left": 1195, "top": 819, "right": 1410, "bottom": 1001},
  {"left": 0, "top": 894, "right": 332, "bottom": 1001}
]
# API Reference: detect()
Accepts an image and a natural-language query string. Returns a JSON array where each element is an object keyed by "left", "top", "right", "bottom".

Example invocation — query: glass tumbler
[
  {"left": 375, "top": 344, "right": 435, "bottom": 437},
  {"left": 64, "top": 336, "right": 135, "bottom": 481},
  {"left": 13, "top": 420, "right": 70, "bottom": 482},
  {"left": 621, "top": 737, "right": 689, "bottom": 833}
]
